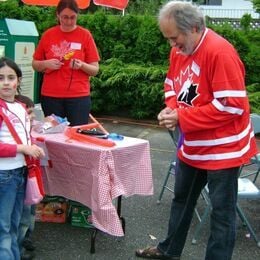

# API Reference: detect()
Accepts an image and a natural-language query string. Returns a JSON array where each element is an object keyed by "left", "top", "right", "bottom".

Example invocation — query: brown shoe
[{"left": 135, "top": 246, "right": 180, "bottom": 259}]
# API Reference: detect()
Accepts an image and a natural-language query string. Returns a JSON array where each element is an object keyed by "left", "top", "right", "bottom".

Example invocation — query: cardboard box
[
  {"left": 69, "top": 201, "right": 93, "bottom": 228},
  {"left": 35, "top": 196, "right": 68, "bottom": 223}
]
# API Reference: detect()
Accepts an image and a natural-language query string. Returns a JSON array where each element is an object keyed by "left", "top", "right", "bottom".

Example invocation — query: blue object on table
[
  {"left": 108, "top": 133, "right": 124, "bottom": 141},
  {"left": 51, "top": 114, "right": 68, "bottom": 124}
]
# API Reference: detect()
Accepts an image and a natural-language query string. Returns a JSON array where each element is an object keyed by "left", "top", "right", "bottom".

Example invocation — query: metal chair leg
[
  {"left": 90, "top": 228, "right": 98, "bottom": 254},
  {"left": 191, "top": 204, "right": 211, "bottom": 244},
  {"left": 157, "top": 162, "right": 175, "bottom": 204},
  {"left": 236, "top": 203, "right": 260, "bottom": 246},
  {"left": 192, "top": 187, "right": 212, "bottom": 244}
]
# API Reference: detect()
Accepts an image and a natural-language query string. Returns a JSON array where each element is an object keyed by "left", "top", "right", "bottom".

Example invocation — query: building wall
[
  {"left": 197, "top": 0, "right": 258, "bottom": 18},
  {"left": 205, "top": 0, "right": 253, "bottom": 9}
]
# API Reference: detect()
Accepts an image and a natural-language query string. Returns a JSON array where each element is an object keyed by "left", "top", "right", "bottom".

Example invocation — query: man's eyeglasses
[{"left": 60, "top": 15, "right": 77, "bottom": 21}]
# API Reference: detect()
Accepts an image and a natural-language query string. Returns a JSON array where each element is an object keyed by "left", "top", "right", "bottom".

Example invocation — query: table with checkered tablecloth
[{"left": 33, "top": 132, "right": 153, "bottom": 236}]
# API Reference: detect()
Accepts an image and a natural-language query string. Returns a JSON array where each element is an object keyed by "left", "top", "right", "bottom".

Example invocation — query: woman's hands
[
  {"left": 70, "top": 59, "right": 99, "bottom": 76},
  {"left": 32, "top": 59, "right": 63, "bottom": 72},
  {"left": 69, "top": 58, "right": 82, "bottom": 70},
  {"left": 45, "top": 59, "right": 64, "bottom": 70}
]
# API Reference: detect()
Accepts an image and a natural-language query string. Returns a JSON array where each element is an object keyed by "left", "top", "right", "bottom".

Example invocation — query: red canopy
[
  {"left": 93, "top": 0, "right": 128, "bottom": 10},
  {"left": 22, "top": 0, "right": 90, "bottom": 9},
  {"left": 22, "top": 0, "right": 129, "bottom": 10}
]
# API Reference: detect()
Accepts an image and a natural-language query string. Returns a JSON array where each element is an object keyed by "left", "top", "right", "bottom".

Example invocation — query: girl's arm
[{"left": 0, "top": 143, "right": 17, "bottom": 157}]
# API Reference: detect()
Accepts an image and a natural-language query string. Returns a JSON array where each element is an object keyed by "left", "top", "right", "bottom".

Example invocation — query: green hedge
[
  {"left": 247, "top": 83, "right": 260, "bottom": 114},
  {"left": 91, "top": 59, "right": 166, "bottom": 119}
]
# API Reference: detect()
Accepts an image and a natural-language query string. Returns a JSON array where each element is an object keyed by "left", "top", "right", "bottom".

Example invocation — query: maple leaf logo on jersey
[
  {"left": 51, "top": 41, "right": 72, "bottom": 61},
  {"left": 175, "top": 66, "right": 199, "bottom": 107}
]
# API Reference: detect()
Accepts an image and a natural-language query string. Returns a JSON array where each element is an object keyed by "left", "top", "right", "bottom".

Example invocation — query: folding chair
[
  {"left": 191, "top": 178, "right": 260, "bottom": 247},
  {"left": 239, "top": 113, "right": 260, "bottom": 182},
  {"left": 157, "top": 127, "right": 180, "bottom": 204},
  {"left": 192, "top": 113, "right": 260, "bottom": 247}
]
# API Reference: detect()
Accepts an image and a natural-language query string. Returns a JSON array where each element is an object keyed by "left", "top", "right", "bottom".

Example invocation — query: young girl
[{"left": 0, "top": 57, "right": 44, "bottom": 260}]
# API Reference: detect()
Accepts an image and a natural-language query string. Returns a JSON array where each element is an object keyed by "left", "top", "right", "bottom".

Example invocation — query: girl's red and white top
[{"left": 0, "top": 100, "right": 31, "bottom": 170}]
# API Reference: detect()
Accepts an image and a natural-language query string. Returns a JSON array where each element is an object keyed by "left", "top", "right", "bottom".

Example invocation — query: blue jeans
[
  {"left": 41, "top": 95, "right": 91, "bottom": 126},
  {"left": 158, "top": 159, "right": 239, "bottom": 260},
  {"left": 0, "top": 167, "right": 26, "bottom": 260},
  {"left": 18, "top": 204, "right": 36, "bottom": 252}
]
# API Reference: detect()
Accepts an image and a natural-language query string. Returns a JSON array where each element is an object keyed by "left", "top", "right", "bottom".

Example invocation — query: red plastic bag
[{"left": 24, "top": 161, "right": 45, "bottom": 205}]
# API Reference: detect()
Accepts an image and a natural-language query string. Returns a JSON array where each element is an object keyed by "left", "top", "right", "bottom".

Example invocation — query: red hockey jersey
[{"left": 164, "top": 28, "right": 257, "bottom": 170}]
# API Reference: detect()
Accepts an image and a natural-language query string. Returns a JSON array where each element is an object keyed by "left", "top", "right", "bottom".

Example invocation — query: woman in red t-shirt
[{"left": 32, "top": 0, "right": 100, "bottom": 126}]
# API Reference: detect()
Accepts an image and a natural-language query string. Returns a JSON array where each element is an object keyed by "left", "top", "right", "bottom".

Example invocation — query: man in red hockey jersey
[{"left": 136, "top": 1, "right": 257, "bottom": 260}]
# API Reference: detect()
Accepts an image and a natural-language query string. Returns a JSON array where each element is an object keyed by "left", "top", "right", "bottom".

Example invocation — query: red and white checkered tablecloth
[{"left": 33, "top": 132, "right": 153, "bottom": 236}]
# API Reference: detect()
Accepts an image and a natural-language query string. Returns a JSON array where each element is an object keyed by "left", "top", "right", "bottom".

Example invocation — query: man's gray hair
[{"left": 158, "top": 1, "right": 206, "bottom": 33}]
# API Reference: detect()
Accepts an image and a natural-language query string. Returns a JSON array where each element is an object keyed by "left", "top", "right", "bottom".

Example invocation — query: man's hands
[{"left": 158, "top": 107, "right": 179, "bottom": 129}]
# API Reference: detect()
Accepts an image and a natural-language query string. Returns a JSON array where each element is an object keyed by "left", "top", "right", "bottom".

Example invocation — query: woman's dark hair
[{"left": 56, "top": 0, "right": 79, "bottom": 14}]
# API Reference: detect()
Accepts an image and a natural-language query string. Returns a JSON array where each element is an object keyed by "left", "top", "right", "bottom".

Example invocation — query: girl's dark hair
[
  {"left": 56, "top": 0, "right": 79, "bottom": 14},
  {"left": 0, "top": 57, "right": 22, "bottom": 78},
  {"left": 15, "top": 94, "right": 34, "bottom": 108},
  {"left": 0, "top": 57, "right": 22, "bottom": 94}
]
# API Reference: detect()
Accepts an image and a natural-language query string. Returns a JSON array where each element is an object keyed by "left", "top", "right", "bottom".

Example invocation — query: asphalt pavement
[{"left": 31, "top": 116, "right": 260, "bottom": 260}]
